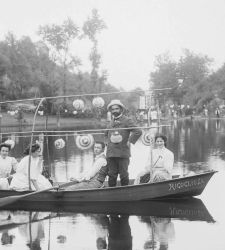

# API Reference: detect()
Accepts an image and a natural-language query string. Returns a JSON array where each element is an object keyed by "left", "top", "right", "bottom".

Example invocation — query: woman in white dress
[
  {"left": 0, "top": 143, "right": 18, "bottom": 190},
  {"left": 10, "top": 143, "right": 52, "bottom": 191},
  {"left": 135, "top": 134, "right": 174, "bottom": 184}
]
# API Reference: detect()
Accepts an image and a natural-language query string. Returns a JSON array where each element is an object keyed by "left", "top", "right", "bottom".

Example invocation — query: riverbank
[
  {"left": 1, "top": 112, "right": 224, "bottom": 133},
  {"left": 0, "top": 112, "right": 107, "bottom": 132}
]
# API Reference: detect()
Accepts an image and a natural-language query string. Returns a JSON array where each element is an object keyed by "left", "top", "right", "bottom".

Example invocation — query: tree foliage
[
  {"left": 82, "top": 9, "right": 107, "bottom": 92},
  {"left": 0, "top": 14, "right": 138, "bottom": 116},
  {"left": 150, "top": 50, "right": 214, "bottom": 108},
  {"left": 38, "top": 18, "right": 81, "bottom": 96},
  {"left": 3, "top": 10, "right": 225, "bottom": 117},
  {"left": 151, "top": 52, "right": 178, "bottom": 89}
]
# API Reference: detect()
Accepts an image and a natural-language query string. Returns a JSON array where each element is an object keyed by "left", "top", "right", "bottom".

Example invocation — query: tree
[
  {"left": 0, "top": 53, "right": 10, "bottom": 100},
  {"left": 209, "top": 63, "right": 225, "bottom": 99},
  {"left": 177, "top": 49, "right": 213, "bottom": 105},
  {"left": 82, "top": 9, "right": 107, "bottom": 92},
  {"left": 38, "top": 18, "right": 81, "bottom": 97},
  {"left": 150, "top": 52, "right": 178, "bottom": 89},
  {"left": 150, "top": 52, "right": 178, "bottom": 104},
  {"left": 0, "top": 33, "right": 34, "bottom": 99},
  {"left": 150, "top": 50, "right": 213, "bottom": 106},
  {"left": 178, "top": 49, "right": 212, "bottom": 84}
]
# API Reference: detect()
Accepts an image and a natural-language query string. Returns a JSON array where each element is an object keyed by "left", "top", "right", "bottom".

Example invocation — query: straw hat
[{"left": 107, "top": 99, "right": 125, "bottom": 111}]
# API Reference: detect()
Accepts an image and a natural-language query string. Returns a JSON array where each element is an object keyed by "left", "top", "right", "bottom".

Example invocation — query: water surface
[{"left": 0, "top": 118, "right": 225, "bottom": 250}]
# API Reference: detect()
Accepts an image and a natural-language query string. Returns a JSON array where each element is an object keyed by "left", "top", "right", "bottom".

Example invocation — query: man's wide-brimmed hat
[{"left": 107, "top": 99, "right": 125, "bottom": 111}]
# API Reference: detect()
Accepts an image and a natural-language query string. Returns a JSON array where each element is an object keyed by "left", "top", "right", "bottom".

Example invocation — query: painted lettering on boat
[
  {"left": 168, "top": 178, "right": 204, "bottom": 191},
  {"left": 169, "top": 207, "right": 205, "bottom": 217}
]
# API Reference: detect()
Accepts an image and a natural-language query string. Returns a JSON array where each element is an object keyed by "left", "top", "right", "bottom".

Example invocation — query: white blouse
[
  {"left": 145, "top": 147, "right": 174, "bottom": 174},
  {"left": 16, "top": 155, "right": 43, "bottom": 180},
  {"left": 0, "top": 156, "right": 17, "bottom": 178}
]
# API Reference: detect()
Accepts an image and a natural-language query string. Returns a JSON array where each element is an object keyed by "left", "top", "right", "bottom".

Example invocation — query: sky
[{"left": 1, "top": 0, "right": 225, "bottom": 90}]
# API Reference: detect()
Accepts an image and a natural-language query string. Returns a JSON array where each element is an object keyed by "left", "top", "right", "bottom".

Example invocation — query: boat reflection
[
  {"left": 0, "top": 198, "right": 215, "bottom": 249},
  {"left": 2, "top": 197, "right": 215, "bottom": 222}
]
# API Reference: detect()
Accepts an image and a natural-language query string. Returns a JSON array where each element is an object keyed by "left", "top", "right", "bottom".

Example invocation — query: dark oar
[{"left": 0, "top": 179, "right": 80, "bottom": 208}]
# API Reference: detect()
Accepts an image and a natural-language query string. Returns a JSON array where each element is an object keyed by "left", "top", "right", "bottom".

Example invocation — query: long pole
[
  {"left": 0, "top": 105, "right": 2, "bottom": 134},
  {"left": 148, "top": 93, "right": 153, "bottom": 179},
  {"left": 29, "top": 212, "right": 33, "bottom": 248},
  {"left": 0, "top": 88, "right": 172, "bottom": 105},
  {"left": 48, "top": 216, "right": 51, "bottom": 250},
  {"left": 157, "top": 98, "right": 161, "bottom": 133},
  {"left": 28, "top": 98, "right": 45, "bottom": 190},
  {"left": 0, "top": 124, "right": 170, "bottom": 136},
  {"left": 150, "top": 216, "right": 155, "bottom": 250}
]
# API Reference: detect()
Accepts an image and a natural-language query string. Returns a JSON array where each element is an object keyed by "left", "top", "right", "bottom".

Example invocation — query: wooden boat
[
  {"left": 0, "top": 170, "right": 216, "bottom": 203},
  {"left": 1, "top": 198, "right": 215, "bottom": 223}
]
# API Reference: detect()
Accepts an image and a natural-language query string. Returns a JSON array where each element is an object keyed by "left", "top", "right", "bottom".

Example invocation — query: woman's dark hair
[
  {"left": 155, "top": 134, "right": 167, "bottom": 147},
  {"left": 23, "top": 143, "right": 40, "bottom": 155},
  {"left": 0, "top": 143, "right": 11, "bottom": 151}
]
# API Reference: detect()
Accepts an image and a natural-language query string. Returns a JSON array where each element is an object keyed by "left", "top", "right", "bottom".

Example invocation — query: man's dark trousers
[{"left": 107, "top": 157, "right": 130, "bottom": 187}]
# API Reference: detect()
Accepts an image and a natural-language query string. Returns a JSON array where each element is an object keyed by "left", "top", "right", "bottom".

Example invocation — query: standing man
[{"left": 105, "top": 100, "right": 142, "bottom": 187}]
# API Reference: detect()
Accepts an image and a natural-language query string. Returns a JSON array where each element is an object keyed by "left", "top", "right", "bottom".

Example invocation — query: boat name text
[{"left": 169, "top": 178, "right": 204, "bottom": 191}]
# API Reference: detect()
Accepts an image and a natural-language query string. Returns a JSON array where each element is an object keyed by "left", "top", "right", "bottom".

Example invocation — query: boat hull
[{"left": 0, "top": 171, "right": 216, "bottom": 202}]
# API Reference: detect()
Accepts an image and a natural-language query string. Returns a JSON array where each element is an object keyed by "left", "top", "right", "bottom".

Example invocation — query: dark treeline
[
  {"left": 150, "top": 49, "right": 225, "bottom": 114},
  {"left": 0, "top": 9, "right": 140, "bottom": 117},
  {"left": 1, "top": 8, "right": 225, "bottom": 118}
]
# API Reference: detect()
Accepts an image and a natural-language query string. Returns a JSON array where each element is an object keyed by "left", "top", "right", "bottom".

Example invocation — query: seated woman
[
  {"left": 135, "top": 134, "right": 174, "bottom": 184},
  {"left": 66, "top": 141, "right": 108, "bottom": 190},
  {"left": 10, "top": 143, "right": 52, "bottom": 191},
  {"left": 0, "top": 143, "right": 18, "bottom": 189}
]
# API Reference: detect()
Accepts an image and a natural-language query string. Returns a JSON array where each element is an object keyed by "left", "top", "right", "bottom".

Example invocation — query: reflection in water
[
  {"left": 3, "top": 118, "right": 225, "bottom": 181},
  {"left": 18, "top": 213, "right": 45, "bottom": 250},
  {"left": 0, "top": 211, "right": 15, "bottom": 245},
  {"left": 140, "top": 216, "right": 175, "bottom": 250},
  {"left": 216, "top": 118, "right": 221, "bottom": 130},
  {"left": 90, "top": 214, "right": 108, "bottom": 250},
  {"left": 0, "top": 201, "right": 217, "bottom": 250},
  {"left": 57, "top": 234, "right": 67, "bottom": 243},
  {"left": 108, "top": 215, "right": 132, "bottom": 250},
  {"left": 0, "top": 211, "right": 53, "bottom": 249},
  {"left": 178, "top": 127, "right": 185, "bottom": 158},
  {"left": 1, "top": 118, "right": 225, "bottom": 249},
  {"left": 1, "top": 230, "right": 15, "bottom": 245}
]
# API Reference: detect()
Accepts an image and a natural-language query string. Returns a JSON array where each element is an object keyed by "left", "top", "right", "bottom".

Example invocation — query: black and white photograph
[{"left": 0, "top": 0, "right": 224, "bottom": 249}]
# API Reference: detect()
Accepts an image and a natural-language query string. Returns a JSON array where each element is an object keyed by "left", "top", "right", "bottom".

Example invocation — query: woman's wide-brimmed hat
[{"left": 107, "top": 99, "right": 125, "bottom": 111}]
